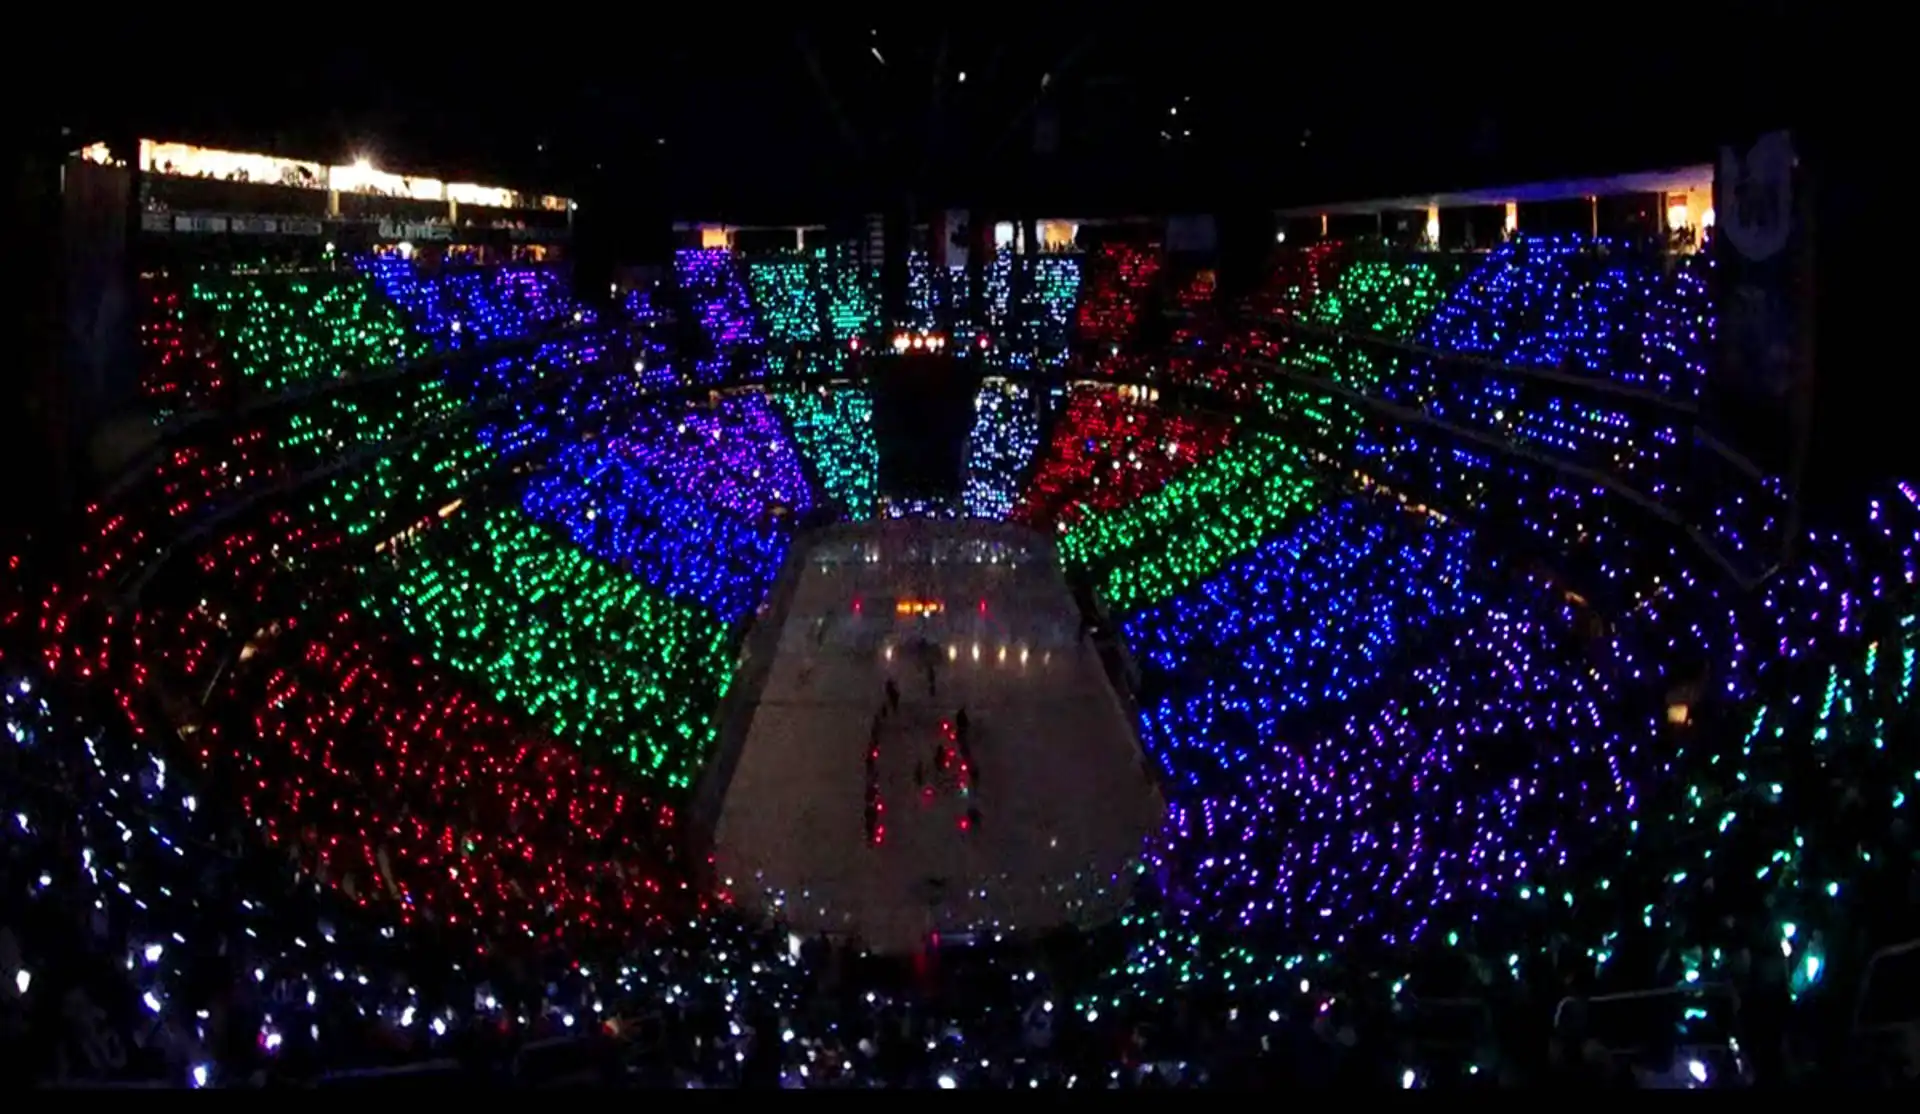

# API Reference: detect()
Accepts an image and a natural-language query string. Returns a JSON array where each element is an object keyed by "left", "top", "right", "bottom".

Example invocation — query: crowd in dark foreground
[{"left": 5, "top": 476, "right": 1920, "bottom": 1089}]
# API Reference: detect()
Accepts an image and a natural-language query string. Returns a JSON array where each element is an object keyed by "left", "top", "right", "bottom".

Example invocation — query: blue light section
[
  {"left": 1123, "top": 498, "right": 1478, "bottom": 711},
  {"left": 962, "top": 381, "right": 1040, "bottom": 519},
  {"left": 521, "top": 441, "right": 791, "bottom": 624},
  {"left": 358, "top": 256, "right": 596, "bottom": 350}
]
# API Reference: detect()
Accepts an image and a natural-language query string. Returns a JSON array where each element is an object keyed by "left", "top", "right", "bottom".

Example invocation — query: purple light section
[
  {"left": 674, "top": 249, "right": 761, "bottom": 371},
  {"left": 612, "top": 393, "right": 812, "bottom": 520},
  {"left": 1138, "top": 598, "right": 1647, "bottom": 947}
]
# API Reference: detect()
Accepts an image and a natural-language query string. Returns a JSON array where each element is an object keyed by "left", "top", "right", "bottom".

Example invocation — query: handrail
[
  {"left": 551, "top": 346, "right": 1779, "bottom": 599},
  {"left": 101, "top": 320, "right": 624, "bottom": 507},
  {"left": 1852, "top": 935, "right": 1920, "bottom": 1034},
  {"left": 1551, "top": 980, "right": 1742, "bottom": 1035},
  {"left": 1239, "top": 311, "right": 1701, "bottom": 415},
  {"left": 313, "top": 1057, "right": 465, "bottom": 1085},
  {"left": 1229, "top": 351, "right": 1771, "bottom": 592},
  {"left": 117, "top": 335, "right": 638, "bottom": 606},
  {"left": 682, "top": 523, "right": 823, "bottom": 877}
]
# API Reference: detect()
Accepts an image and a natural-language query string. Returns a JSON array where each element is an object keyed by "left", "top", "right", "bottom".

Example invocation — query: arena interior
[{"left": 1, "top": 35, "right": 1911, "bottom": 1090}]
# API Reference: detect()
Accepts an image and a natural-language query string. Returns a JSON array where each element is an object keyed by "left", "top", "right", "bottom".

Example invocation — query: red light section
[
  {"left": 1011, "top": 387, "right": 1233, "bottom": 529},
  {"left": 1075, "top": 244, "right": 1163, "bottom": 378}
]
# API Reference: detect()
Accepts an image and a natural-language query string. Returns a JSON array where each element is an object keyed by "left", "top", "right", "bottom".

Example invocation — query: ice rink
[{"left": 712, "top": 522, "right": 1163, "bottom": 953}]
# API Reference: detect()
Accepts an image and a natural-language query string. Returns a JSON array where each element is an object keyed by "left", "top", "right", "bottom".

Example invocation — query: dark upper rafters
[{"left": 41, "top": 11, "right": 1815, "bottom": 223}]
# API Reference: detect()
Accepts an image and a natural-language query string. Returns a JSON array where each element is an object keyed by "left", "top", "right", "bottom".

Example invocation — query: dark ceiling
[{"left": 39, "top": 11, "right": 1822, "bottom": 223}]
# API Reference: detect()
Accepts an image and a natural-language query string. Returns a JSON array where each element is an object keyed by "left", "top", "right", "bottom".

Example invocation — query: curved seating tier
[{"left": 6, "top": 243, "right": 1916, "bottom": 1089}]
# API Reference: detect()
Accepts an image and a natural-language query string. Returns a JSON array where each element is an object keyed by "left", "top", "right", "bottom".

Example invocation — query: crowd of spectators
[{"left": 4, "top": 240, "right": 1917, "bottom": 1089}]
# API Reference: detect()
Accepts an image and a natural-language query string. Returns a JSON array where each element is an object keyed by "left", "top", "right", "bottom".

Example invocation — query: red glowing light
[{"left": 1012, "top": 390, "right": 1233, "bottom": 527}]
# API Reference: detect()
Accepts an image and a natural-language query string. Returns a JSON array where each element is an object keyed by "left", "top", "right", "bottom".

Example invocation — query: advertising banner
[{"left": 1702, "top": 129, "right": 1811, "bottom": 482}]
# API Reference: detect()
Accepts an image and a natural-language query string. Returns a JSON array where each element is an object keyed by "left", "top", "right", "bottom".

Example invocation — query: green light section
[
  {"left": 1280, "top": 333, "right": 1417, "bottom": 398},
  {"left": 277, "top": 375, "right": 468, "bottom": 468},
  {"left": 1032, "top": 257, "right": 1081, "bottom": 308},
  {"left": 750, "top": 254, "right": 833, "bottom": 380},
  {"left": 1256, "top": 380, "right": 1367, "bottom": 459},
  {"left": 188, "top": 273, "right": 426, "bottom": 396},
  {"left": 767, "top": 347, "right": 858, "bottom": 381},
  {"left": 1250, "top": 255, "right": 1458, "bottom": 458},
  {"left": 1058, "top": 428, "right": 1318, "bottom": 613},
  {"left": 772, "top": 387, "right": 878, "bottom": 520},
  {"left": 817, "top": 247, "right": 879, "bottom": 339},
  {"left": 1027, "top": 256, "right": 1082, "bottom": 338},
  {"left": 747, "top": 260, "right": 824, "bottom": 343},
  {"left": 307, "top": 427, "right": 496, "bottom": 539},
  {"left": 361, "top": 503, "right": 734, "bottom": 790},
  {"left": 1301, "top": 258, "right": 1462, "bottom": 337}
]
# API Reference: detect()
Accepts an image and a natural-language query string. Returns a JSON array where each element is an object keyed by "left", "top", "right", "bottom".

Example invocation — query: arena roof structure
[
  {"left": 1275, "top": 164, "right": 1717, "bottom": 218},
  {"left": 42, "top": 14, "right": 1815, "bottom": 222}
]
